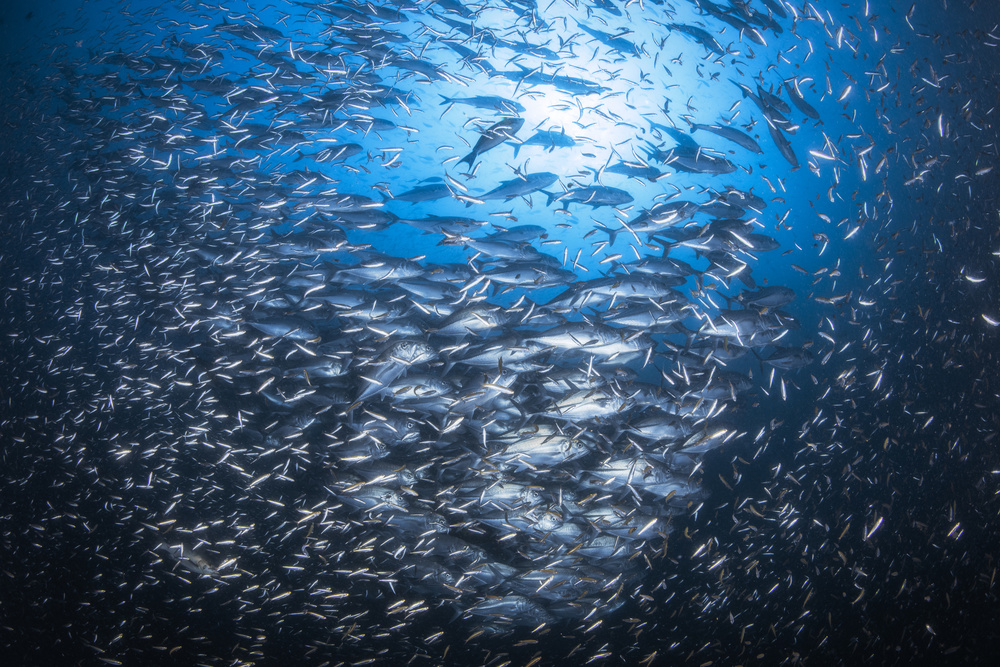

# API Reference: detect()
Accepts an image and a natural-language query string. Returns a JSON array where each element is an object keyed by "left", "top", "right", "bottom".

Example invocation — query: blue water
[{"left": 2, "top": 0, "right": 1000, "bottom": 664}]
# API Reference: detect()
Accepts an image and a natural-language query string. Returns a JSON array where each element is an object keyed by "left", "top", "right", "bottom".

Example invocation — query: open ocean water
[{"left": 1, "top": 0, "right": 1000, "bottom": 665}]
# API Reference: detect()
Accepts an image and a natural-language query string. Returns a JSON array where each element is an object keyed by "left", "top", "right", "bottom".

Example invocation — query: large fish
[
  {"left": 459, "top": 117, "right": 525, "bottom": 168},
  {"left": 477, "top": 172, "right": 558, "bottom": 203},
  {"left": 0, "top": 0, "right": 859, "bottom": 659},
  {"left": 690, "top": 122, "right": 763, "bottom": 153},
  {"left": 545, "top": 185, "right": 634, "bottom": 209}
]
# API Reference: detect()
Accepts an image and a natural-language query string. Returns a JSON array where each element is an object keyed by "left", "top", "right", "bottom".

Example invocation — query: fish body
[{"left": 459, "top": 117, "right": 525, "bottom": 167}]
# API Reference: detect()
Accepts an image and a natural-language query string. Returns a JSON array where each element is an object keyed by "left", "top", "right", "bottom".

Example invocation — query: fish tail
[{"left": 595, "top": 222, "right": 618, "bottom": 247}]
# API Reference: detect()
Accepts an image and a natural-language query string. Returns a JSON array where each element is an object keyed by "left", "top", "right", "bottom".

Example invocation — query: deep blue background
[{"left": 2, "top": 0, "right": 1000, "bottom": 665}]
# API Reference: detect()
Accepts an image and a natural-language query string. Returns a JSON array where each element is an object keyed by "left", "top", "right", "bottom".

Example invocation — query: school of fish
[{"left": 2, "top": 0, "right": 1000, "bottom": 664}]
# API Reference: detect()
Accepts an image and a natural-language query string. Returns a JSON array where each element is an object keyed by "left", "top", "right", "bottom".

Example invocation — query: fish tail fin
[
  {"left": 682, "top": 328, "right": 694, "bottom": 354},
  {"left": 674, "top": 322, "right": 698, "bottom": 338},
  {"left": 543, "top": 190, "right": 557, "bottom": 207},
  {"left": 595, "top": 222, "right": 618, "bottom": 247},
  {"left": 439, "top": 94, "right": 452, "bottom": 105}
]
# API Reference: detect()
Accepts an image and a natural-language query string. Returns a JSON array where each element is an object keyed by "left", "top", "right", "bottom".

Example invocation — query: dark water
[{"left": 2, "top": 0, "right": 1000, "bottom": 665}]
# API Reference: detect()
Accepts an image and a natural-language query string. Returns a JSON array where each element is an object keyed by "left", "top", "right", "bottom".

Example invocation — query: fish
[
  {"left": 648, "top": 136, "right": 737, "bottom": 174},
  {"left": 602, "top": 200, "right": 700, "bottom": 245},
  {"left": 511, "top": 129, "right": 576, "bottom": 157},
  {"left": 667, "top": 22, "right": 726, "bottom": 55},
  {"left": 603, "top": 160, "right": 666, "bottom": 182},
  {"left": 477, "top": 172, "right": 559, "bottom": 203},
  {"left": 397, "top": 214, "right": 487, "bottom": 235},
  {"left": 740, "top": 286, "right": 796, "bottom": 309},
  {"left": 545, "top": 185, "right": 634, "bottom": 209},
  {"left": 390, "top": 181, "right": 454, "bottom": 204},
  {"left": 0, "top": 0, "right": 922, "bottom": 662},
  {"left": 766, "top": 120, "right": 800, "bottom": 169},
  {"left": 697, "top": 0, "right": 766, "bottom": 45},
  {"left": 784, "top": 78, "right": 821, "bottom": 120},
  {"left": 494, "top": 64, "right": 610, "bottom": 95},
  {"left": 439, "top": 94, "right": 525, "bottom": 114},
  {"left": 576, "top": 22, "right": 640, "bottom": 58},
  {"left": 156, "top": 543, "right": 220, "bottom": 577},
  {"left": 459, "top": 117, "right": 525, "bottom": 168},
  {"left": 761, "top": 346, "right": 814, "bottom": 370},
  {"left": 690, "top": 122, "right": 764, "bottom": 154},
  {"left": 757, "top": 83, "right": 791, "bottom": 115},
  {"left": 731, "top": 78, "right": 796, "bottom": 132}
]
